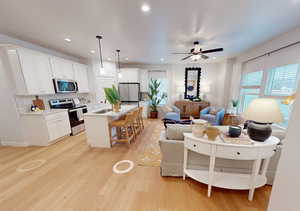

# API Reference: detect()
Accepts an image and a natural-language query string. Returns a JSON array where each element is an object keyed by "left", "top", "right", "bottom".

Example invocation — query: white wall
[
  {"left": 0, "top": 48, "right": 24, "bottom": 145},
  {"left": 267, "top": 89, "right": 300, "bottom": 211},
  {"left": 170, "top": 62, "right": 228, "bottom": 107}
]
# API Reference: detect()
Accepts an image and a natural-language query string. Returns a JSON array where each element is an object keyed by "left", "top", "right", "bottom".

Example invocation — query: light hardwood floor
[{"left": 0, "top": 119, "right": 271, "bottom": 211}]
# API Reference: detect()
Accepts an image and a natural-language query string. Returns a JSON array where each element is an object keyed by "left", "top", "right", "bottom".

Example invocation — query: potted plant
[
  {"left": 104, "top": 85, "right": 121, "bottom": 112},
  {"left": 148, "top": 79, "right": 167, "bottom": 118},
  {"left": 231, "top": 99, "right": 239, "bottom": 114}
]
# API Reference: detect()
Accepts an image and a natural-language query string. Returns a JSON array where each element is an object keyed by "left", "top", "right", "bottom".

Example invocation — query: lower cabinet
[{"left": 21, "top": 111, "right": 71, "bottom": 146}]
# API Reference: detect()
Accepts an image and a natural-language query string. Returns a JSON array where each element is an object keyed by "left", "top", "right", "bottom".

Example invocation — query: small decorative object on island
[
  {"left": 228, "top": 126, "right": 242, "bottom": 138},
  {"left": 242, "top": 98, "right": 283, "bottom": 142},
  {"left": 205, "top": 126, "right": 220, "bottom": 141},
  {"left": 192, "top": 119, "right": 208, "bottom": 138},
  {"left": 148, "top": 79, "right": 167, "bottom": 118},
  {"left": 104, "top": 85, "right": 121, "bottom": 112},
  {"left": 231, "top": 99, "right": 239, "bottom": 114}
]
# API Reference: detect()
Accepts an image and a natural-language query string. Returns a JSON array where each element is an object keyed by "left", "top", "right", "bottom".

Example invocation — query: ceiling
[{"left": 1, "top": 0, "right": 300, "bottom": 64}]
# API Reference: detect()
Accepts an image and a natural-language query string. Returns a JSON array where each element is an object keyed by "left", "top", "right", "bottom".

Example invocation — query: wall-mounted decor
[{"left": 184, "top": 67, "right": 201, "bottom": 100}]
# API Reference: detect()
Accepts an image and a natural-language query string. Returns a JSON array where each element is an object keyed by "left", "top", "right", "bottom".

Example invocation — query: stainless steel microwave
[{"left": 53, "top": 79, "right": 78, "bottom": 93}]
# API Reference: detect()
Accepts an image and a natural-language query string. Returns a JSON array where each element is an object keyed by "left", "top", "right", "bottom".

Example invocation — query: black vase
[
  {"left": 228, "top": 126, "right": 242, "bottom": 138},
  {"left": 247, "top": 122, "right": 272, "bottom": 142}
]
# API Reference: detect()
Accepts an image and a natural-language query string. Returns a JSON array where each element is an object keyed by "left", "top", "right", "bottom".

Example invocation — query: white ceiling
[{"left": 1, "top": 0, "right": 300, "bottom": 64}]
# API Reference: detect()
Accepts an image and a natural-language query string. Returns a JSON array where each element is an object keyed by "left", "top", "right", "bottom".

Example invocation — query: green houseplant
[
  {"left": 104, "top": 85, "right": 121, "bottom": 112},
  {"left": 148, "top": 79, "right": 167, "bottom": 118},
  {"left": 231, "top": 99, "right": 239, "bottom": 114}
]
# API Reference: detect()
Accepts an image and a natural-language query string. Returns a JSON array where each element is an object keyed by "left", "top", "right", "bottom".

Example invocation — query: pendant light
[
  {"left": 96, "top": 35, "right": 105, "bottom": 75},
  {"left": 116, "top": 49, "right": 122, "bottom": 79}
]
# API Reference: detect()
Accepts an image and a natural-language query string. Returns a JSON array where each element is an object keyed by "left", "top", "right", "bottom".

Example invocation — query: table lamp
[{"left": 242, "top": 98, "right": 283, "bottom": 142}]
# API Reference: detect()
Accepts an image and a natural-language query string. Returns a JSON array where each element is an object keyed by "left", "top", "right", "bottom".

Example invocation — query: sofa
[
  {"left": 163, "top": 105, "right": 181, "bottom": 121},
  {"left": 200, "top": 107, "right": 225, "bottom": 125},
  {"left": 174, "top": 100, "right": 210, "bottom": 119},
  {"left": 159, "top": 124, "right": 285, "bottom": 185}
]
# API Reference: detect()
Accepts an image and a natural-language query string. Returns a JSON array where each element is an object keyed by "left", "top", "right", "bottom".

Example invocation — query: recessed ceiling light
[
  {"left": 160, "top": 58, "right": 165, "bottom": 62},
  {"left": 64, "top": 38, "right": 71, "bottom": 42},
  {"left": 90, "top": 50, "right": 95, "bottom": 54},
  {"left": 141, "top": 4, "right": 150, "bottom": 12},
  {"left": 107, "top": 57, "right": 112, "bottom": 61},
  {"left": 125, "top": 57, "right": 129, "bottom": 61}
]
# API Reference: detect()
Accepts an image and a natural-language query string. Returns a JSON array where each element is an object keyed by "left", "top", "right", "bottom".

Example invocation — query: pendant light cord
[
  {"left": 116, "top": 50, "right": 121, "bottom": 72},
  {"left": 96, "top": 35, "right": 104, "bottom": 68}
]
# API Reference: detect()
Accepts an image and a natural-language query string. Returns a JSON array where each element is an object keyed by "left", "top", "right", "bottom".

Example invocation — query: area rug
[{"left": 137, "top": 121, "right": 162, "bottom": 167}]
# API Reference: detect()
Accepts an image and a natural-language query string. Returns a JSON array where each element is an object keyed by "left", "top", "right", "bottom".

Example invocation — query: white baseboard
[{"left": 0, "top": 141, "right": 29, "bottom": 147}]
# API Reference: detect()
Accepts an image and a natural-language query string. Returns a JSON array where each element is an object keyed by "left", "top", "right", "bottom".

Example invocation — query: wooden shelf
[{"left": 185, "top": 169, "right": 267, "bottom": 190}]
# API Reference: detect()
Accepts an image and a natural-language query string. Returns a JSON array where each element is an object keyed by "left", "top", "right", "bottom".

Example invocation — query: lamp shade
[{"left": 242, "top": 98, "right": 283, "bottom": 123}]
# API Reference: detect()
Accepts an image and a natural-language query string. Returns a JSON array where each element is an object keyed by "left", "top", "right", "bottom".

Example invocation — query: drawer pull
[
  {"left": 193, "top": 144, "right": 196, "bottom": 147},
  {"left": 237, "top": 152, "right": 240, "bottom": 155},
  {"left": 273, "top": 149, "right": 277, "bottom": 152}
]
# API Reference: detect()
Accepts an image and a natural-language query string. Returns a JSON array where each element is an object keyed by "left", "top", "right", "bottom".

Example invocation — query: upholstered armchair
[
  {"left": 163, "top": 105, "right": 181, "bottom": 121},
  {"left": 200, "top": 107, "right": 225, "bottom": 125}
]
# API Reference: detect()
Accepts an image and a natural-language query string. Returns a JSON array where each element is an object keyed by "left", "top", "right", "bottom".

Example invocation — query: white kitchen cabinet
[
  {"left": 119, "top": 68, "right": 139, "bottom": 83},
  {"left": 74, "top": 63, "right": 89, "bottom": 93},
  {"left": 21, "top": 110, "right": 71, "bottom": 146},
  {"left": 7, "top": 48, "right": 55, "bottom": 95},
  {"left": 50, "top": 57, "right": 74, "bottom": 80},
  {"left": 139, "top": 69, "right": 149, "bottom": 92}
]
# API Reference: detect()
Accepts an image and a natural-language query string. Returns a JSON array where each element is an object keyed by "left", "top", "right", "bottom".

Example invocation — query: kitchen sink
[{"left": 94, "top": 109, "right": 113, "bottom": 114}]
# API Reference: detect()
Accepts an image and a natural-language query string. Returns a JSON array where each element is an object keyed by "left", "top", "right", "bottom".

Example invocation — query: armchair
[
  {"left": 200, "top": 107, "right": 225, "bottom": 125},
  {"left": 163, "top": 105, "right": 181, "bottom": 121}
]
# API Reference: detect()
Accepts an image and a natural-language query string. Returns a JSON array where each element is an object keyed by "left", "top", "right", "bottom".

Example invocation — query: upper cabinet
[
  {"left": 6, "top": 46, "right": 90, "bottom": 95},
  {"left": 73, "top": 63, "right": 89, "bottom": 93},
  {"left": 8, "top": 48, "right": 55, "bottom": 95},
  {"left": 119, "top": 68, "right": 139, "bottom": 83},
  {"left": 50, "top": 57, "right": 74, "bottom": 80}
]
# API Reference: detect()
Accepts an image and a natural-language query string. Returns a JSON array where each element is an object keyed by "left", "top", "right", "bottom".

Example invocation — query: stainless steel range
[{"left": 49, "top": 98, "right": 87, "bottom": 135}]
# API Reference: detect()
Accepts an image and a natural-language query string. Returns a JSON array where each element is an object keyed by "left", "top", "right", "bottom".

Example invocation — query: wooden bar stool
[
  {"left": 132, "top": 109, "right": 141, "bottom": 136},
  {"left": 138, "top": 107, "right": 144, "bottom": 130},
  {"left": 109, "top": 113, "right": 135, "bottom": 145}
]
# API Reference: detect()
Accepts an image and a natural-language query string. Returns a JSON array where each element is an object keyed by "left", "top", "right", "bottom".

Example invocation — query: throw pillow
[
  {"left": 209, "top": 107, "right": 219, "bottom": 115},
  {"left": 166, "top": 124, "right": 192, "bottom": 140}
]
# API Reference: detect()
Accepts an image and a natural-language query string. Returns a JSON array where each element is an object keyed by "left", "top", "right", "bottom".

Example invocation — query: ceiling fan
[{"left": 172, "top": 41, "right": 223, "bottom": 61}]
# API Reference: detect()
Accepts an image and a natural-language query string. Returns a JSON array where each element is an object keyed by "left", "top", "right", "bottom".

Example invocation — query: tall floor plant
[{"left": 148, "top": 79, "right": 167, "bottom": 118}]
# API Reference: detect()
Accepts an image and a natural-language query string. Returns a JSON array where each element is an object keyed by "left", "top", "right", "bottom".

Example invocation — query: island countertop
[{"left": 84, "top": 105, "right": 138, "bottom": 118}]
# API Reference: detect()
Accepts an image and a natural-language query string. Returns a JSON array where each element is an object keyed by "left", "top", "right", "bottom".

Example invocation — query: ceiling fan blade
[
  {"left": 201, "top": 54, "right": 209, "bottom": 59},
  {"left": 201, "top": 48, "right": 223, "bottom": 54},
  {"left": 172, "top": 53, "right": 191, "bottom": 55},
  {"left": 181, "top": 55, "right": 193, "bottom": 61}
]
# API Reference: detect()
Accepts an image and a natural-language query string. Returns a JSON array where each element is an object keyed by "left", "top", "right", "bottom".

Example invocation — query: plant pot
[
  {"left": 150, "top": 111, "right": 158, "bottom": 119},
  {"left": 113, "top": 102, "right": 121, "bottom": 112}
]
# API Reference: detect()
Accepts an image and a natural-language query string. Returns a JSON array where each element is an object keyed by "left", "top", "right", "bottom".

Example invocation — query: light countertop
[
  {"left": 84, "top": 105, "right": 138, "bottom": 118},
  {"left": 19, "top": 109, "right": 68, "bottom": 116}
]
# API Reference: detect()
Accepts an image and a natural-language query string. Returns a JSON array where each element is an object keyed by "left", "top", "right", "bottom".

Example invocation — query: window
[
  {"left": 148, "top": 71, "right": 168, "bottom": 104},
  {"left": 265, "top": 64, "right": 299, "bottom": 96},
  {"left": 239, "top": 64, "right": 299, "bottom": 128},
  {"left": 239, "top": 71, "right": 263, "bottom": 112}
]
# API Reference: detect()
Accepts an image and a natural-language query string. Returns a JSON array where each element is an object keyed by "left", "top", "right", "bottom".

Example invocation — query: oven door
[
  {"left": 53, "top": 79, "right": 78, "bottom": 93},
  {"left": 68, "top": 107, "right": 88, "bottom": 127}
]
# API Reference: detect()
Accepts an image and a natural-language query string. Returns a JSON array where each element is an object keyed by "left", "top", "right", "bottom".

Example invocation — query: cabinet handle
[
  {"left": 273, "top": 149, "right": 277, "bottom": 152},
  {"left": 237, "top": 152, "right": 240, "bottom": 155},
  {"left": 193, "top": 144, "right": 196, "bottom": 147}
]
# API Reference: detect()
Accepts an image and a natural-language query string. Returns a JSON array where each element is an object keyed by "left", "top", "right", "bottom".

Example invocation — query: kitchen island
[{"left": 84, "top": 105, "right": 138, "bottom": 148}]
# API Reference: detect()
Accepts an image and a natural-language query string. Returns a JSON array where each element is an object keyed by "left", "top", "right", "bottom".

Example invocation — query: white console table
[{"left": 183, "top": 133, "right": 280, "bottom": 201}]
